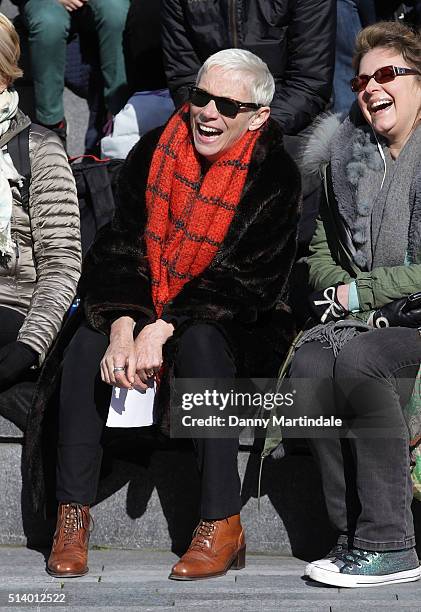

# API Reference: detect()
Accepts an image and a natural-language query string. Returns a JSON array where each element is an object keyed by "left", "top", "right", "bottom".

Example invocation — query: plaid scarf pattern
[{"left": 145, "top": 104, "right": 260, "bottom": 317}]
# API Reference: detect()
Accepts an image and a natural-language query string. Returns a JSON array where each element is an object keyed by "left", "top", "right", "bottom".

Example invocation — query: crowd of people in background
[
  {"left": 0, "top": 0, "right": 420, "bottom": 592},
  {"left": 1, "top": 1, "right": 418, "bottom": 157}
]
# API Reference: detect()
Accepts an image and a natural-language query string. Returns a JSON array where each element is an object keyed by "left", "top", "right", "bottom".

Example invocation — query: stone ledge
[
  {"left": 2, "top": 437, "right": 420, "bottom": 559},
  {"left": 0, "top": 416, "right": 22, "bottom": 439},
  {"left": 0, "top": 440, "right": 336, "bottom": 558},
  {"left": 0, "top": 382, "right": 34, "bottom": 438}
]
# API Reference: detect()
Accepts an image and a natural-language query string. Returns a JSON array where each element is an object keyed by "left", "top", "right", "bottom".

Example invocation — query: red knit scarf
[{"left": 145, "top": 104, "right": 260, "bottom": 317}]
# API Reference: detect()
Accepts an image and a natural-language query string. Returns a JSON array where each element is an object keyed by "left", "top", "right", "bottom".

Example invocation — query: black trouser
[
  {"left": 289, "top": 327, "right": 421, "bottom": 552},
  {"left": 56, "top": 321, "right": 240, "bottom": 519},
  {"left": 0, "top": 306, "right": 25, "bottom": 347}
]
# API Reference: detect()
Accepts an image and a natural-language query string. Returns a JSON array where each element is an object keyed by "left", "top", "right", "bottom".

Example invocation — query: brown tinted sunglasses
[{"left": 350, "top": 65, "right": 420, "bottom": 93}]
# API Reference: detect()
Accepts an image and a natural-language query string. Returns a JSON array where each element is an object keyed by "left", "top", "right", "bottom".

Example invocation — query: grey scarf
[
  {"left": 0, "top": 89, "right": 20, "bottom": 258},
  {"left": 330, "top": 116, "right": 421, "bottom": 270},
  {"left": 369, "top": 126, "right": 421, "bottom": 269}
]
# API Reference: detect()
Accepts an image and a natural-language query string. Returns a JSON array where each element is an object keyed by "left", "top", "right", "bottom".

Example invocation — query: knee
[
  {"left": 334, "top": 332, "right": 382, "bottom": 379},
  {"left": 174, "top": 323, "right": 236, "bottom": 378},
  {"left": 289, "top": 346, "right": 313, "bottom": 378},
  {"left": 91, "top": 0, "right": 129, "bottom": 31},
  {"left": 289, "top": 343, "right": 333, "bottom": 379},
  {"left": 24, "top": 4, "right": 69, "bottom": 42},
  {"left": 177, "top": 324, "right": 224, "bottom": 361},
  {"left": 63, "top": 324, "right": 108, "bottom": 366}
]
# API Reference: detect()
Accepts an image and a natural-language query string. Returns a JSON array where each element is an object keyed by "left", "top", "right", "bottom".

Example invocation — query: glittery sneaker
[
  {"left": 307, "top": 547, "right": 421, "bottom": 588},
  {"left": 304, "top": 541, "right": 348, "bottom": 576}
]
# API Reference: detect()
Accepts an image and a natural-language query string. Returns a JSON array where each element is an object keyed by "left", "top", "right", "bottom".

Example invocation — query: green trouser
[{"left": 22, "top": 0, "right": 130, "bottom": 125}]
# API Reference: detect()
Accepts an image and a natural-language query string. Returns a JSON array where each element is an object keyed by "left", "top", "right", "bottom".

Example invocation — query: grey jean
[{"left": 289, "top": 327, "right": 421, "bottom": 552}]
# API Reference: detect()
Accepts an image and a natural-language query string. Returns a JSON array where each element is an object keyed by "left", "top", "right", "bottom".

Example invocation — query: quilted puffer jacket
[{"left": 0, "top": 110, "right": 81, "bottom": 362}]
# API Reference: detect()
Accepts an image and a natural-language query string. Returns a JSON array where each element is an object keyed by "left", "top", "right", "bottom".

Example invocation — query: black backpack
[
  {"left": 69, "top": 155, "right": 123, "bottom": 256},
  {"left": 7, "top": 126, "right": 123, "bottom": 257},
  {"left": 7, "top": 124, "right": 31, "bottom": 211}
]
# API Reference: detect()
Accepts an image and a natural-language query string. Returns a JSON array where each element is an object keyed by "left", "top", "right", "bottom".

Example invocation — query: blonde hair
[
  {"left": 353, "top": 21, "right": 421, "bottom": 80},
  {"left": 0, "top": 14, "right": 22, "bottom": 86}
]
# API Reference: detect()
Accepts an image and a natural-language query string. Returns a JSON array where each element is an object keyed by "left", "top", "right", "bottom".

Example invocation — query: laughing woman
[
  {"left": 32, "top": 49, "right": 301, "bottom": 580},
  {"left": 290, "top": 21, "right": 421, "bottom": 587}
]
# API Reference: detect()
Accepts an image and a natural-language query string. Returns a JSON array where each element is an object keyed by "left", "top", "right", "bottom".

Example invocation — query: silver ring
[{"left": 113, "top": 366, "right": 126, "bottom": 372}]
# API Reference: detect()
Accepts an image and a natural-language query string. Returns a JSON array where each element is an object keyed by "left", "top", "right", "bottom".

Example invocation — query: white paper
[{"left": 106, "top": 380, "right": 155, "bottom": 428}]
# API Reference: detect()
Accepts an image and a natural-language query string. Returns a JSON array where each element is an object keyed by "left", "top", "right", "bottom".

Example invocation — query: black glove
[
  {"left": 0, "top": 341, "right": 39, "bottom": 392},
  {"left": 369, "top": 292, "right": 421, "bottom": 328},
  {"left": 309, "top": 283, "right": 350, "bottom": 324}
]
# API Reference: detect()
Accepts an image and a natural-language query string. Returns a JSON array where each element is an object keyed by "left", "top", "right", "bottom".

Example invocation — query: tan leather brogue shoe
[
  {"left": 47, "top": 503, "right": 91, "bottom": 578},
  {"left": 169, "top": 513, "right": 245, "bottom": 580}
]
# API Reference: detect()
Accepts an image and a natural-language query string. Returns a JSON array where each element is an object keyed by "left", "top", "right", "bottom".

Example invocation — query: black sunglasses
[
  {"left": 188, "top": 86, "right": 261, "bottom": 118},
  {"left": 350, "top": 65, "right": 420, "bottom": 93}
]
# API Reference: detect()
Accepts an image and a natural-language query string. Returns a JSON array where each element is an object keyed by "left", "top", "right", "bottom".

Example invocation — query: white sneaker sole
[
  {"left": 308, "top": 565, "right": 421, "bottom": 588},
  {"left": 305, "top": 558, "right": 336, "bottom": 577}
]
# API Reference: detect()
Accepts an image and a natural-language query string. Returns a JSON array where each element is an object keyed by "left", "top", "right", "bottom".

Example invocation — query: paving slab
[
  {"left": 0, "top": 547, "right": 420, "bottom": 611},
  {"left": 331, "top": 606, "right": 420, "bottom": 612}
]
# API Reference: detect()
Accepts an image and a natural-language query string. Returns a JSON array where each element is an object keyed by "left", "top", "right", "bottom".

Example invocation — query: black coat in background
[
  {"left": 356, "top": 0, "right": 377, "bottom": 25},
  {"left": 374, "top": 0, "right": 421, "bottom": 24},
  {"left": 25, "top": 118, "right": 301, "bottom": 509},
  {"left": 161, "top": 0, "right": 336, "bottom": 136},
  {"left": 123, "top": 0, "right": 168, "bottom": 95}
]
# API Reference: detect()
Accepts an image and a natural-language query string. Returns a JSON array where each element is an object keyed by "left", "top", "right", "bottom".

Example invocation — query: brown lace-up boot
[
  {"left": 47, "top": 503, "right": 91, "bottom": 577},
  {"left": 169, "top": 514, "right": 245, "bottom": 580}
]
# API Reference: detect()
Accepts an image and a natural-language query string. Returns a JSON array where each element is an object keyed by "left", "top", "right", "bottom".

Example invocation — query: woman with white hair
[{"left": 34, "top": 48, "right": 301, "bottom": 580}]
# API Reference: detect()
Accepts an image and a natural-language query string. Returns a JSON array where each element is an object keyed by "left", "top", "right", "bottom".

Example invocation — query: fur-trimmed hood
[
  {"left": 300, "top": 103, "right": 381, "bottom": 177},
  {"left": 301, "top": 105, "right": 421, "bottom": 268},
  {"left": 300, "top": 112, "right": 343, "bottom": 177}
]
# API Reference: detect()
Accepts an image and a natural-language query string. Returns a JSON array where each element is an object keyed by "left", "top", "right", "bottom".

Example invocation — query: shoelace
[
  {"left": 327, "top": 542, "right": 348, "bottom": 557},
  {"left": 62, "top": 503, "right": 86, "bottom": 547},
  {"left": 334, "top": 548, "right": 378, "bottom": 569},
  {"left": 190, "top": 520, "right": 216, "bottom": 551}
]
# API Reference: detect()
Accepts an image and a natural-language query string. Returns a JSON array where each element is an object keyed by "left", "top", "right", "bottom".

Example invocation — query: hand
[
  {"left": 309, "top": 283, "right": 350, "bottom": 323},
  {"left": 57, "top": 0, "right": 88, "bottom": 12},
  {"left": 100, "top": 317, "right": 137, "bottom": 389},
  {"left": 336, "top": 284, "right": 350, "bottom": 310},
  {"left": 0, "top": 341, "right": 38, "bottom": 392},
  {"left": 132, "top": 319, "right": 174, "bottom": 389},
  {"left": 369, "top": 292, "right": 421, "bottom": 328}
]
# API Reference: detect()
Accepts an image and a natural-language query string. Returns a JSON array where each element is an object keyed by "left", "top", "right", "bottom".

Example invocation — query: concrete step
[
  {"left": 0, "top": 380, "right": 336, "bottom": 557},
  {"left": 0, "top": 547, "right": 420, "bottom": 611},
  {"left": 0, "top": 383, "right": 34, "bottom": 437},
  {"left": 0, "top": 436, "right": 338, "bottom": 558},
  {"left": 2, "top": 401, "right": 420, "bottom": 559},
  {"left": 0, "top": 416, "right": 21, "bottom": 439}
]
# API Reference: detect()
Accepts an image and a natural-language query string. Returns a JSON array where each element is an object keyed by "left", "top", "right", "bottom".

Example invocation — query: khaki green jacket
[
  {"left": 262, "top": 161, "right": 421, "bottom": 461},
  {"left": 308, "top": 165, "right": 421, "bottom": 316}
]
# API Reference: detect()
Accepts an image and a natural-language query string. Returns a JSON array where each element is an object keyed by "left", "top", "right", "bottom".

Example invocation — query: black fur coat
[
  {"left": 81, "top": 119, "right": 301, "bottom": 364},
  {"left": 25, "top": 118, "right": 301, "bottom": 509}
]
